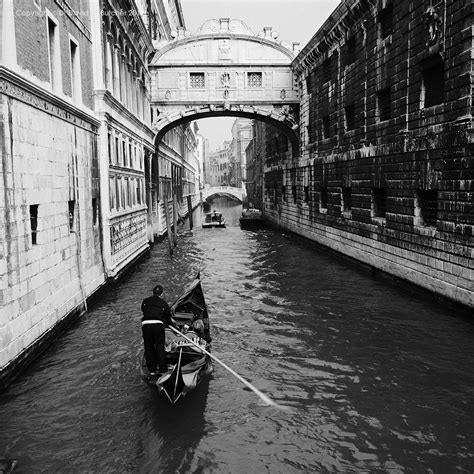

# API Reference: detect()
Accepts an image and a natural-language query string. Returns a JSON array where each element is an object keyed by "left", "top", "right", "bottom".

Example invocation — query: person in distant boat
[{"left": 141, "top": 284, "right": 173, "bottom": 376}]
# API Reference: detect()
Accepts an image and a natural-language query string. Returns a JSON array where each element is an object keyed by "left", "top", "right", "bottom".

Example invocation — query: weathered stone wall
[
  {"left": 0, "top": 0, "right": 104, "bottom": 383},
  {"left": 0, "top": 89, "right": 105, "bottom": 374},
  {"left": 263, "top": 0, "right": 473, "bottom": 307}
]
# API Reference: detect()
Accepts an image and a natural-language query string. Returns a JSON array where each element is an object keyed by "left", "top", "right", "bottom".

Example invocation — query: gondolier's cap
[{"left": 153, "top": 284, "right": 163, "bottom": 296}]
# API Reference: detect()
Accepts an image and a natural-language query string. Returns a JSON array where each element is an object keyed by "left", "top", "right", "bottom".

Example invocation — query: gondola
[
  {"left": 239, "top": 208, "right": 264, "bottom": 229},
  {"left": 140, "top": 275, "right": 213, "bottom": 404}
]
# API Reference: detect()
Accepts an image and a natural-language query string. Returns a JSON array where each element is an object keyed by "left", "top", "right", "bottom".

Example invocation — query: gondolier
[{"left": 141, "top": 284, "right": 173, "bottom": 376}]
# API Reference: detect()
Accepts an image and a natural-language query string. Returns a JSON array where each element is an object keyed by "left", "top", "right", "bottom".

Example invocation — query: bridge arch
[
  {"left": 202, "top": 185, "right": 244, "bottom": 203},
  {"left": 150, "top": 18, "right": 300, "bottom": 149}
]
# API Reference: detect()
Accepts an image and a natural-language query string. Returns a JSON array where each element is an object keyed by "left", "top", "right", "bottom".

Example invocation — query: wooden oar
[{"left": 168, "top": 326, "right": 279, "bottom": 407}]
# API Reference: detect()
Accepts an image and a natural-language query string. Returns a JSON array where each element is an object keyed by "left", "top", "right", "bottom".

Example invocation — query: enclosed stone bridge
[
  {"left": 149, "top": 18, "right": 300, "bottom": 145},
  {"left": 202, "top": 185, "right": 243, "bottom": 203}
]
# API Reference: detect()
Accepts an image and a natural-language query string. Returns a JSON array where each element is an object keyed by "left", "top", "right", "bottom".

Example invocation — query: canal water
[{"left": 1, "top": 198, "right": 473, "bottom": 473}]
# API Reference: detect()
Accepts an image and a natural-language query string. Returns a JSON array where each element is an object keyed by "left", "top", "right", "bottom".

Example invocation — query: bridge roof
[{"left": 151, "top": 18, "right": 299, "bottom": 65}]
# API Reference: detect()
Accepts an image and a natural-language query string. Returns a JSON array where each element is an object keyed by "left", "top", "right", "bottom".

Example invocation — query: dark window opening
[
  {"left": 304, "top": 186, "right": 309, "bottom": 203},
  {"left": 92, "top": 198, "right": 98, "bottom": 225},
  {"left": 322, "top": 57, "right": 331, "bottom": 83},
  {"left": 292, "top": 185, "right": 297, "bottom": 204},
  {"left": 345, "top": 36, "right": 356, "bottom": 66},
  {"left": 342, "top": 187, "right": 352, "bottom": 211},
  {"left": 323, "top": 115, "right": 331, "bottom": 138},
  {"left": 372, "top": 188, "right": 387, "bottom": 218},
  {"left": 47, "top": 18, "right": 58, "bottom": 89},
  {"left": 377, "top": 87, "right": 391, "bottom": 121},
  {"left": 320, "top": 186, "right": 328, "bottom": 210},
  {"left": 68, "top": 200, "right": 75, "bottom": 231},
  {"left": 282, "top": 185, "right": 286, "bottom": 201},
  {"left": 416, "top": 189, "right": 438, "bottom": 226},
  {"left": 306, "top": 73, "right": 312, "bottom": 94},
  {"left": 422, "top": 59, "right": 445, "bottom": 107},
  {"left": 345, "top": 104, "right": 355, "bottom": 131},
  {"left": 379, "top": 4, "right": 393, "bottom": 39},
  {"left": 30, "top": 204, "right": 39, "bottom": 245}
]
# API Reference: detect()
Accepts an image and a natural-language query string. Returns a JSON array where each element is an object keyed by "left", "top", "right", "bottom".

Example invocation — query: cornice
[
  {"left": 292, "top": 0, "right": 376, "bottom": 75},
  {"left": 0, "top": 67, "right": 100, "bottom": 133},
  {"left": 98, "top": 89, "right": 154, "bottom": 139}
]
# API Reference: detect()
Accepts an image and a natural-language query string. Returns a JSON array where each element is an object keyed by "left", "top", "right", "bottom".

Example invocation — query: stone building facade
[
  {"left": 229, "top": 118, "right": 252, "bottom": 188},
  {"left": 0, "top": 0, "right": 104, "bottom": 383},
  {"left": 261, "top": 0, "right": 473, "bottom": 307},
  {"left": 0, "top": 0, "right": 187, "bottom": 386}
]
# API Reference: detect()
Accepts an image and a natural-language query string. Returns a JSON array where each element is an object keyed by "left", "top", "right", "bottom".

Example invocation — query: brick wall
[
  {"left": 262, "top": 0, "right": 473, "bottom": 307},
  {"left": 13, "top": 0, "right": 94, "bottom": 109}
]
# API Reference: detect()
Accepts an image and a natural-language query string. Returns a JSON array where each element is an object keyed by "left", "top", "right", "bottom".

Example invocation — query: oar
[
  {"left": 169, "top": 326, "right": 279, "bottom": 407},
  {"left": 173, "top": 348, "right": 183, "bottom": 401}
]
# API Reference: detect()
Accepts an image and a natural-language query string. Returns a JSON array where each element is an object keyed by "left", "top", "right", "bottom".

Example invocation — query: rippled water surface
[{"left": 1, "top": 199, "right": 473, "bottom": 473}]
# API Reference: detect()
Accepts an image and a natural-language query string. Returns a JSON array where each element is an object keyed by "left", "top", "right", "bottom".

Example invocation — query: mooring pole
[
  {"left": 164, "top": 198, "right": 173, "bottom": 255},
  {"left": 187, "top": 195, "right": 193, "bottom": 230},
  {"left": 172, "top": 193, "right": 178, "bottom": 246}
]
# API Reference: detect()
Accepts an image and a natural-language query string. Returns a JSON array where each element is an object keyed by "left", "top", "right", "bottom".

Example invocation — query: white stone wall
[{"left": 0, "top": 95, "right": 105, "bottom": 370}]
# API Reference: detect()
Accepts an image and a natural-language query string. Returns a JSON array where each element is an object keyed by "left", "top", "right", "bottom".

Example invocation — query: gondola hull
[{"left": 140, "top": 276, "right": 213, "bottom": 404}]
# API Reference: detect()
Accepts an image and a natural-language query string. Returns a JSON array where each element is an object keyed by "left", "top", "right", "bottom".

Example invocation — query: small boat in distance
[
  {"left": 140, "top": 274, "right": 213, "bottom": 404},
  {"left": 239, "top": 208, "right": 264, "bottom": 229},
  {"left": 202, "top": 210, "right": 226, "bottom": 228}
]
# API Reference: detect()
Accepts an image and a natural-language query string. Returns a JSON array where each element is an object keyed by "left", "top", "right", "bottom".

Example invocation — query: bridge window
[
  {"left": 247, "top": 72, "right": 262, "bottom": 88},
  {"left": 190, "top": 72, "right": 205, "bottom": 88}
]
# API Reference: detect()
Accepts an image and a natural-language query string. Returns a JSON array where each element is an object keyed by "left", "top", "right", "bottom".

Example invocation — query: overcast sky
[{"left": 179, "top": 0, "right": 340, "bottom": 150}]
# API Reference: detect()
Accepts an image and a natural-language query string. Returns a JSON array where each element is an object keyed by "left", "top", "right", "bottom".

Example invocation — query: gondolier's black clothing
[{"left": 141, "top": 296, "right": 172, "bottom": 374}]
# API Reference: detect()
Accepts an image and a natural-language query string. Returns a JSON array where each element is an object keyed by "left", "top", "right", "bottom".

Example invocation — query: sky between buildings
[{"left": 179, "top": 0, "right": 340, "bottom": 151}]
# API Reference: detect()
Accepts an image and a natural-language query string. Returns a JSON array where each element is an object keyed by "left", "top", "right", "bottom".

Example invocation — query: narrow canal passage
[{"left": 1, "top": 199, "right": 473, "bottom": 473}]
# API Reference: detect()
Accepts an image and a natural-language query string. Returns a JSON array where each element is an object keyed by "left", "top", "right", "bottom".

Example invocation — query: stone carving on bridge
[
  {"left": 218, "top": 39, "right": 232, "bottom": 60},
  {"left": 423, "top": 7, "right": 442, "bottom": 48}
]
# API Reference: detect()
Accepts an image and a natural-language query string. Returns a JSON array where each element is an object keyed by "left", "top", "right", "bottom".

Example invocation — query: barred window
[
  {"left": 345, "top": 104, "right": 355, "bottom": 131},
  {"left": 320, "top": 186, "right": 328, "bottom": 210},
  {"left": 322, "top": 115, "right": 331, "bottom": 139},
  {"left": 30, "top": 204, "right": 39, "bottom": 245},
  {"left": 345, "top": 36, "right": 356, "bottom": 66},
  {"left": 372, "top": 188, "right": 387, "bottom": 218},
  {"left": 378, "top": 4, "right": 393, "bottom": 39},
  {"left": 377, "top": 87, "right": 391, "bottom": 121},
  {"left": 323, "top": 57, "right": 331, "bottom": 83},
  {"left": 247, "top": 72, "right": 262, "bottom": 88},
  {"left": 415, "top": 190, "right": 438, "bottom": 227},
  {"left": 342, "top": 187, "right": 352, "bottom": 212},
  {"left": 190, "top": 72, "right": 205, "bottom": 88},
  {"left": 422, "top": 57, "right": 444, "bottom": 107}
]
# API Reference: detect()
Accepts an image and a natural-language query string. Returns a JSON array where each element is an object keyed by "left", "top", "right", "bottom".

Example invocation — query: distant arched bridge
[{"left": 202, "top": 186, "right": 244, "bottom": 203}]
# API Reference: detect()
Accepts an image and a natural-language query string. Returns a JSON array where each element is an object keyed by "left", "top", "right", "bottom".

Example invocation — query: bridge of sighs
[{"left": 149, "top": 18, "right": 301, "bottom": 145}]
